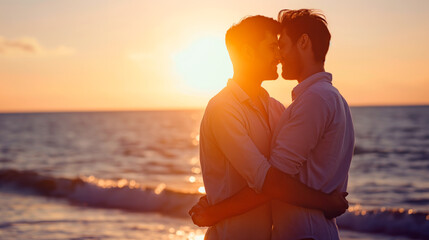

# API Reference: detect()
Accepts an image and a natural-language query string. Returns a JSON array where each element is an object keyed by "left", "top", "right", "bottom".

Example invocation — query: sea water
[{"left": 0, "top": 107, "right": 428, "bottom": 239}]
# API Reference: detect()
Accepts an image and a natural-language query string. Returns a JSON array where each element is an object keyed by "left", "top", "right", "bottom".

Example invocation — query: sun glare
[
  {"left": 172, "top": 35, "right": 233, "bottom": 94},
  {"left": 198, "top": 186, "right": 206, "bottom": 194}
]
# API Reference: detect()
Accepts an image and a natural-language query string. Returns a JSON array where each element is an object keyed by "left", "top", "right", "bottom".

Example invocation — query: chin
[
  {"left": 281, "top": 72, "right": 295, "bottom": 80},
  {"left": 281, "top": 67, "right": 297, "bottom": 80},
  {"left": 261, "top": 71, "right": 278, "bottom": 81},
  {"left": 267, "top": 72, "right": 279, "bottom": 80}
]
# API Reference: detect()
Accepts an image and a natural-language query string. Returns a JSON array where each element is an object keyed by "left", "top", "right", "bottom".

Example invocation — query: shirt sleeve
[
  {"left": 208, "top": 104, "right": 271, "bottom": 192},
  {"left": 269, "top": 93, "right": 330, "bottom": 175}
]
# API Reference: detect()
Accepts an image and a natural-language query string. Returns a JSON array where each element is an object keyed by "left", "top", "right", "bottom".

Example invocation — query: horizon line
[{"left": 1, "top": 104, "right": 429, "bottom": 114}]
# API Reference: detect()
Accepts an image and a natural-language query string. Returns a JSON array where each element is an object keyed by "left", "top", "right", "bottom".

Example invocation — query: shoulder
[
  {"left": 302, "top": 82, "right": 342, "bottom": 109},
  {"left": 203, "top": 87, "right": 243, "bottom": 121},
  {"left": 308, "top": 81, "right": 340, "bottom": 101},
  {"left": 269, "top": 97, "right": 286, "bottom": 113},
  {"left": 291, "top": 88, "right": 331, "bottom": 117},
  {"left": 206, "top": 87, "right": 235, "bottom": 110}
]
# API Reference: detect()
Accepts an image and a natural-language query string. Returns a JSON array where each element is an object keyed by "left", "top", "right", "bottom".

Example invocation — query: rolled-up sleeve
[
  {"left": 270, "top": 93, "right": 330, "bottom": 175},
  {"left": 208, "top": 104, "right": 270, "bottom": 192}
]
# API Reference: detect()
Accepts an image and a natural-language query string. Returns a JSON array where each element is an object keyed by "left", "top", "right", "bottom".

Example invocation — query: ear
[{"left": 298, "top": 34, "right": 310, "bottom": 50}]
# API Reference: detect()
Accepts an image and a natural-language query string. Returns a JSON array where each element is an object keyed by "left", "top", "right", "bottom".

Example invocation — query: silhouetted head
[
  {"left": 277, "top": 9, "right": 331, "bottom": 80},
  {"left": 225, "top": 15, "right": 281, "bottom": 81}
]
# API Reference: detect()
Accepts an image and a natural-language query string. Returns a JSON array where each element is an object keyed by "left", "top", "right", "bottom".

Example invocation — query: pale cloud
[{"left": 0, "top": 36, "right": 75, "bottom": 57}]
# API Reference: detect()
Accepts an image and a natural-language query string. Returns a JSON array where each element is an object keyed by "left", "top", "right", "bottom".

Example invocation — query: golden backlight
[
  {"left": 1, "top": 1, "right": 429, "bottom": 112},
  {"left": 172, "top": 35, "right": 233, "bottom": 95}
]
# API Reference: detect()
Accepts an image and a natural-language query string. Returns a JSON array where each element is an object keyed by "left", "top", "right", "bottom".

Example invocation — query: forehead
[
  {"left": 279, "top": 29, "right": 291, "bottom": 43},
  {"left": 261, "top": 31, "right": 278, "bottom": 44}
]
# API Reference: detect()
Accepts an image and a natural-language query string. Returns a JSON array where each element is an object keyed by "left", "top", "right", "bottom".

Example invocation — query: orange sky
[{"left": 1, "top": 0, "right": 429, "bottom": 112}]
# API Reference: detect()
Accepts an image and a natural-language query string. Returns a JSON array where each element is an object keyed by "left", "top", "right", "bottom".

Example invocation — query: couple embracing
[{"left": 189, "top": 9, "right": 354, "bottom": 240}]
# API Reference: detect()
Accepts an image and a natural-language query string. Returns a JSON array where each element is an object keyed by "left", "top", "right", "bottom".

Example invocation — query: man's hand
[
  {"left": 188, "top": 195, "right": 218, "bottom": 227},
  {"left": 323, "top": 190, "right": 349, "bottom": 219}
]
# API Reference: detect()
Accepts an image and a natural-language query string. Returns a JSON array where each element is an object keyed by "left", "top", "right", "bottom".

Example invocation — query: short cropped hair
[
  {"left": 278, "top": 9, "right": 331, "bottom": 62},
  {"left": 225, "top": 15, "right": 281, "bottom": 65}
]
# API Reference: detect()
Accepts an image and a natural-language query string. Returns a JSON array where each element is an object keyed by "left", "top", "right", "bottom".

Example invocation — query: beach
[{"left": 1, "top": 106, "right": 428, "bottom": 239}]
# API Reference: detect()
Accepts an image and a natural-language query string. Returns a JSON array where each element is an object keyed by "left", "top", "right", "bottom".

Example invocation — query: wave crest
[
  {"left": 1, "top": 169, "right": 429, "bottom": 238},
  {"left": 0, "top": 169, "right": 200, "bottom": 217},
  {"left": 337, "top": 205, "right": 429, "bottom": 239}
]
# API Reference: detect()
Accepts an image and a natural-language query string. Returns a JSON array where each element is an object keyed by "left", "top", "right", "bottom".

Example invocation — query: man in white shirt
[
  {"left": 191, "top": 14, "right": 349, "bottom": 240},
  {"left": 190, "top": 9, "right": 354, "bottom": 240}
]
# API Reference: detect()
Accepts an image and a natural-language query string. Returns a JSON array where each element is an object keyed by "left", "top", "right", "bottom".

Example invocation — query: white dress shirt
[
  {"left": 199, "top": 79, "right": 285, "bottom": 240},
  {"left": 269, "top": 72, "right": 355, "bottom": 240}
]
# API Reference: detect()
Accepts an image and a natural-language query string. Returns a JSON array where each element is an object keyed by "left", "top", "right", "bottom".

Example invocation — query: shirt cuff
[
  {"left": 269, "top": 152, "right": 300, "bottom": 176},
  {"left": 252, "top": 160, "right": 271, "bottom": 193}
]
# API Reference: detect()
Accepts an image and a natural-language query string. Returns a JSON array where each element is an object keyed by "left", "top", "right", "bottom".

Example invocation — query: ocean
[{"left": 0, "top": 106, "right": 428, "bottom": 239}]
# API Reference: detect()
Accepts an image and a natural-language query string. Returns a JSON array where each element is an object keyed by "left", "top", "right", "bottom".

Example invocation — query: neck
[
  {"left": 297, "top": 62, "right": 325, "bottom": 83},
  {"left": 232, "top": 72, "right": 263, "bottom": 99}
]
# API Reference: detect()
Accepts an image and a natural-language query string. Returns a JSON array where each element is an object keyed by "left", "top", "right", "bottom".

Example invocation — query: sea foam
[{"left": 1, "top": 169, "right": 428, "bottom": 238}]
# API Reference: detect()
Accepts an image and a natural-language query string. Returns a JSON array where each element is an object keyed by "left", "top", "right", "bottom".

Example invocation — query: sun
[{"left": 172, "top": 35, "right": 233, "bottom": 94}]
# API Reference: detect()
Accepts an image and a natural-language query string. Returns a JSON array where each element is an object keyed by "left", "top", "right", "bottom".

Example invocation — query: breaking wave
[
  {"left": 0, "top": 169, "right": 200, "bottom": 217},
  {"left": 1, "top": 169, "right": 428, "bottom": 238}
]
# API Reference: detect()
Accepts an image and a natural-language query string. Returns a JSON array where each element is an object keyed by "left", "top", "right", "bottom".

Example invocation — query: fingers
[
  {"left": 324, "top": 212, "right": 335, "bottom": 220},
  {"left": 332, "top": 189, "right": 348, "bottom": 197},
  {"left": 340, "top": 193, "right": 349, "bottom": 209},
  {"left": 335, "top": 190, "right": 349, "bottom": 210},
  {"left": 188, "top": 203, "right": 204, "bottom": 217},
  {"left": 191, "top": 212, "right": 213, "bottom": 227},
  {"left": 189, "top": 196, "right": 211, "bottom": 225},
  {"left": 188, "top": 206, "right": 197, "bottom": 217},
  {"left": 189, "top": 204, "right": 213, "bottom": 227},
  {"left": 190, "top": 208, "right": 204, "bottom": 226},
  {"left": 189, "top": 198, "right": 212, "bottom": 227},
  {"left": 199, "top": 195, "right": 210, "bottom": 208},
  {"left": 325, "top": 209, "right": 346, "bottom": 220},
  {"left": 191, "top": 213, "right": 203, "bottom": 227}
]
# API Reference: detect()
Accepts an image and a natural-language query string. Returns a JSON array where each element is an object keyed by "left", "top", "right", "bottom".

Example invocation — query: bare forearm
[
  {"left": 205, "top": 187, "right": 271, "bottom": 223},
  {"left": 205, "top": 167, "right": 328, "bottom": 222},
  {"left": 262, "top": 167, "right": 329, "bottom": 211},
  {"left": 192, "top": 167, "right": 346, "bottom": 226}
]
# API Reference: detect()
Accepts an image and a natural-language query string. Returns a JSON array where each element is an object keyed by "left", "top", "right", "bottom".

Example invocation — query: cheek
[
  {"left": 256, "top": 53, "right": 272, "bottom": 66},
  {"left": 280, "top": 47, "right": 290, "bottom": 59},
  {"left": 282, "top": 46, "right": 297, "bottom": 61}
]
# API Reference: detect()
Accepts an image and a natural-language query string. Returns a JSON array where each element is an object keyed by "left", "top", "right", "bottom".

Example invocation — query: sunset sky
[{"left": 1, "top": 0, "right": 429, "bottom": 112}]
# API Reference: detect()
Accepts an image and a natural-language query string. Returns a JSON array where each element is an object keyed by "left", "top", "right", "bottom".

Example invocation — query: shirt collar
[
  {"left": 292, "top": 72, "right": 332, "bottom": 101},
  {"left": 227, "top": 79, "right": 270, "bottom": 103}
]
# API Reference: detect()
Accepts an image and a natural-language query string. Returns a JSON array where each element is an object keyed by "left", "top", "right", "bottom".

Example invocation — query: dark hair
[
  {"left": 225, "top": 15, "right": 281, "bottom": 65},
  {"left": 278, "top": 9, "right": 330, "bottom": 62}
]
